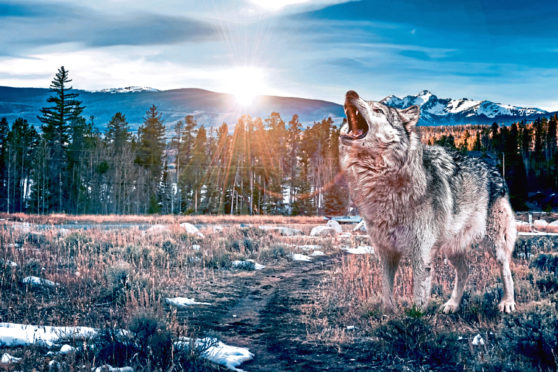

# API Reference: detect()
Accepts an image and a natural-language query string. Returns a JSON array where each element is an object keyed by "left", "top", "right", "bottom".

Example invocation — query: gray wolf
[{"left": 339, "top": 90, "right": 516, "bottom": 313}]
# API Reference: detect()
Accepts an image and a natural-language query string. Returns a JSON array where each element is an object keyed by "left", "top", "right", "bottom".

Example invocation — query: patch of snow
[
  {"left": 310, "top": 225, "right": 336, "bottom": 237},
  {"left": 0, "top": 323, "right": 97, "bottom": 347},
  {"left": 97, "top": 86, "right": 159, "bottom": 94},
  {"left": 166, "top": 297, "right": 211, "bottom": 307},
  {"left": 93, "top": 365, "right": 134, "bottom": 372},
  {"left": 311, "top": 250, "right": 325, "bottom": 257},
  {"left": 518, "top": 232, "right": 558, "bottom": 236},
  {"left": 1, "top": 352, "right": 21, "bottom": 364},
  {"left": 472, "top": 334, "right": 485, "bottom": 346},
  {"left": 232, "top": 260, "right": 265, "bottom": 270},
  {"left": 176, "top": 337, "right": 253, "bottom": 371},
  {"left": 258, "top": 226, "right": 302, "bottom": 236},
  {"left": 191, "top": 244, "right": 201, "bottom": 251},
  {"left": 291, "top": 253, "right": 312, "bottom": 262},
  {"left": 0, "top": 259, "right": 17, "bottom": 267},
  {"left": 549, "top": 220, "right": 558, "bottom": 227},
  {"left": 342, "top": 246, "right": 375, "bottom": 255},
  {"left": 296, "top": 244, "right": 322, "bottom": 251},
  {"left": 346, "top": 325, "right": 356, "bottom": 331},
  {"left": 180, "top": 223, "right": 205, "bottom": 238},
  {"left": 22, "top": 276, "right": 58, "bottom": 287},
  {"left": 326, "top": 220, "right": 343, "bottom": 234}
]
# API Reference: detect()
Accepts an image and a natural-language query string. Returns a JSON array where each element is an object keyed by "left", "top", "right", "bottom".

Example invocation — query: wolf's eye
[{"left": 373, "top": 108, "right": 382, "bottom": 114}]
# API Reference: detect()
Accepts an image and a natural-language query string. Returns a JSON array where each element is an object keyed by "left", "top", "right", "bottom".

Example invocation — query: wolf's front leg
[
  {"left": 380, "top": 251, "right": 401, "bottom": 312},
  {"left": 412, "top": 247, "right": 433, "bottom": 310}
]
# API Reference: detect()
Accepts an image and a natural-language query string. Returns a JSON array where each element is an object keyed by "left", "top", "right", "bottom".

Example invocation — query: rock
[
  {"left": 326, "top": 220, "right": 343, "bottom": 233},
  {"left": 180, "top": 223, "right": 205, "bottom": 238},
  {"left": 342, "top": 245, "right": 375, "bottom": 255},
  {"left": 166, "top": 297, "right": 211, "bottom": 307},
  {"left": 311, "top": 250, "right": 325, "bottom": 257},
  {"left": 310, "top": 225, "right": 336, "bottom": 237},
  {"left": 353, "top": 220, "right": 367, "bottom": 232},
  {"left": 533, "top": 219, "right": 548, "bottom": 230},
  {"left": 59, "top": 344, "right": 76, "bottom": 354},
  {"left": 145, "top": 224, "right": 171, "bottom": 235},
  {"left": 258, "top": 226, "right": 302, "bottom": 236},
  {"left": 22, "top": 276, "right": 58, "bottom": 287}
]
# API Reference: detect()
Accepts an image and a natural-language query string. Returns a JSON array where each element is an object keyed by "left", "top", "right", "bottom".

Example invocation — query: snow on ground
[
  {"left": 291, "top": 253, "right": 312, "bottom": 262},
  {"left": 59, "top": 344, "right": 76, "bottom": 354},
  {"left": 22, "top": 276, "right": 58, "bottom": 287},
  {"left": 0, "top": 323, "right": 97, "bottom": 347},
  {"left": 311, "top": 250, "right": 325, "bottom": 257},
  {"left": 175, "top": 337, "right": 253, "bottom": 371},
  {"left": 232, "top": 260, "right": 265, "bottom": 270},
  {"left": 1, "top": 352, "right": 21, "bottom": 364},
  {"left": 258, "top": 226, "right": 302, "bottom": 236},
  {"left": 0, "top": 259, "right": 17, "bottom": 267},
  {"left": 519, "top": 232, "right": 558, "bottom": 237},
  {"left": 166, "top": 297, "right": 211, "bottom": 307},
  {"left": 342, "top": 245, "right": 375, "bottom": 255},
  {"left": 310, "top": 225, "right": 336, "bottom": 237},
  {"left": 472, "top": 334, "right": 485, "bottom": 346},
  {"left": 93, "top": 365, "right": 134, "bottom": 372},
  {"left": 295, "top": 244, "right": 322, "bottom": 251}
]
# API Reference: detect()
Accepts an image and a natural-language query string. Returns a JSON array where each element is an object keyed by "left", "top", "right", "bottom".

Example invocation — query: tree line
[
  {"left": 0, "top": 67, "right": 347, "bottom": 215},
  {"left": 421, "top": 119, "right": 558, "bottom": 211},
  {"left": 0, "top": 67, "right": 555, "bottom": 215}
]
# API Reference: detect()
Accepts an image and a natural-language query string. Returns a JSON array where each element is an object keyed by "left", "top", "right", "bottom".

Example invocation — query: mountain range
[{"left": 0, "top": 86, "right": 554, "bottom": 131}]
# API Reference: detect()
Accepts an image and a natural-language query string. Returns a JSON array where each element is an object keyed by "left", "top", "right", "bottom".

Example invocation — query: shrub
[
  {"left": 498, "top": 305, "right": 558, "bottom": 371},
  {"left": 375, "top": 316, "right": 462, "bottom": 367},
  {"left": 531, "top": 253, "right": 558, "bottom": 274}
]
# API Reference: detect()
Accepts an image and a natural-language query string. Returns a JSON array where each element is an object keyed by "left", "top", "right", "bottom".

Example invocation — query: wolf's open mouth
[{"left": 342, "top": 102, "right": 368, "bottom": 140}]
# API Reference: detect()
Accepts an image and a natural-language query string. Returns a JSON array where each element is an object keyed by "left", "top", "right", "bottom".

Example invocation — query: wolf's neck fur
[{"left": 348, "top": 139, "right": 427, "bottom": 224}]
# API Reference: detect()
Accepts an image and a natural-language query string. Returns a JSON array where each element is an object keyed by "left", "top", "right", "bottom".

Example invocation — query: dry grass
[{"left": 0, "top": 212, "right": 325, "bottom": 226}]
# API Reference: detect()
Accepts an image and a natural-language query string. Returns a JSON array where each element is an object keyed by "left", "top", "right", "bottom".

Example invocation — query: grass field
[{"left": 0, "top": 215, "right": 557, "bottom": 371}]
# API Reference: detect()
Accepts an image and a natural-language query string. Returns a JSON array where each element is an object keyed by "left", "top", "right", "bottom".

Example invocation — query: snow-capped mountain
[
  {"left": 381, "top": 90, "right": 548, "bottom": 125},
  {"left": 96, "top": 86, "right": 160, "bottom": 94}
]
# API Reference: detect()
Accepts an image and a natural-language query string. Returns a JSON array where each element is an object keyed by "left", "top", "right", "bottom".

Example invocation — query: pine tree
[
  {"left": 0, "top": 117, "right": 9, "bottom": 211},
  {"left": 37, "top": 66, "right": 85, "bottom": 212},
  {"left": 136, "top": 105, "right": 166, "bottom": 213}
]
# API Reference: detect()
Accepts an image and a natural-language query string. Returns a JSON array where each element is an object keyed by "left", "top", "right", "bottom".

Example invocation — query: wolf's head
[{"left": 339, "top": 90, "right": 421, "bottom": 170}]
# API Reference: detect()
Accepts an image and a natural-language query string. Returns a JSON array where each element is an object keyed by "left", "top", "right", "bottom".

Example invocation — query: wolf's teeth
[{"left": 355, "top": 110, "right": 359, "bottom": 116}]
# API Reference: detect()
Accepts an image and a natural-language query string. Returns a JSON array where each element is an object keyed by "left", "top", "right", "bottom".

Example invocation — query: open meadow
[{"left": 1, "top": 214, "right": 557, "bottom": 371}]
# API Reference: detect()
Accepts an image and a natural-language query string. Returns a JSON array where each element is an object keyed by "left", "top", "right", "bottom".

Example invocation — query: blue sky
[{"left": 1, "top": 0, "right": 558, "bottom": 109}]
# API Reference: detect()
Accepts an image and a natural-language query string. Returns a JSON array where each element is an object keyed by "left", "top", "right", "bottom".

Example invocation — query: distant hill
[
  {"left": 0, "top": 86, "right": 555, "bottom": 131},
  {"left": 0, "top": 86, "right": 345, "bottom": 131}
]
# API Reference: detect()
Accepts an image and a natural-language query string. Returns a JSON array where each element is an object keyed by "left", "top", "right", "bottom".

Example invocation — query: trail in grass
[{"left": 173, "top": 253, "right": 375, "bottom": 371}]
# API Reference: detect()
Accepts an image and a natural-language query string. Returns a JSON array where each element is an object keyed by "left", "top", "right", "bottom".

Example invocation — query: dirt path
[{"left": 175, "top": 253, "right": 376, "bottom": 371}]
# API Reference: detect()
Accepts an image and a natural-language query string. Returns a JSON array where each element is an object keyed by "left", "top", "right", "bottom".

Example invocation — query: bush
[
  {"left": 375, "top": 316, "right": 462, "bottom": 367},
  {"left": 497, "top": 305, "right": 558, "bottom": 371},
  {"left": 459, "top": 288, "right": 502, "bottom": 323},
  {"left": 531, "top": 253, "right": 558, "bottom": 274}
]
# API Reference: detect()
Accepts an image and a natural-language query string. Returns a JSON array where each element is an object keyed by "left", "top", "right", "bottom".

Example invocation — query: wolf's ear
[{"left": 399, "top": 105, "right": 420, "bottom": 131}]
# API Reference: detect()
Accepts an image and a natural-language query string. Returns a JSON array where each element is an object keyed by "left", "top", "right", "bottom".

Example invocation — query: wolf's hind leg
[
  {"left": 380, "top": 251, "right": 401, "bottom": 312},
  {"left": 486, "top": 197, "right": 516, "bottom": 313},
  {"left": 441, "top": 254, "right": 469, "bottom": 313}
]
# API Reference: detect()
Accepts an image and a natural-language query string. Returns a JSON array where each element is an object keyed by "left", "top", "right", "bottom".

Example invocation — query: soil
[{"left": 175, "top": 253, "right": 381, "bottom": 371}]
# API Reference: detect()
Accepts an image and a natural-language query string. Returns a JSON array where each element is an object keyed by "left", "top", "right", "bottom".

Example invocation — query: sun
[{"left": 223, "top": 66, "right": 267, "bottom": 107}]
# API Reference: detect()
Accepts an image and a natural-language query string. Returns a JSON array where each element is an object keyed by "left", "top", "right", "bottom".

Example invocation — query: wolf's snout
[{"left": 346, "top": 90, "right": 359, "bottom": 100}]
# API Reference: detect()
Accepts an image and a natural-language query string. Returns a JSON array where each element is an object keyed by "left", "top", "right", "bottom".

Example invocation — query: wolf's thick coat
[{"left": 339, "top": 90, "right": 516, "bottom": 313}]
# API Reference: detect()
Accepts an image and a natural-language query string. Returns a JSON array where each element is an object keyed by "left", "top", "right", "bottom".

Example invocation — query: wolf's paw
[
  {"left": 498, "top": 300, "right": 515, "bottom": 313},
  {"left": 441, "top": 301, "right": 460, "bottom": 314}
]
